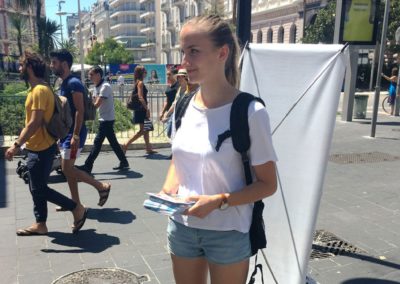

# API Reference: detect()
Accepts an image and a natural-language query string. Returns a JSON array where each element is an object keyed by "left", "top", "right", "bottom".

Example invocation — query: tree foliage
[
  {"left": 59, "top": 39, "right": 79, "bottom": 60},
  {"left": 302, "top": 1, "right": 335, "bottom": 44},
  {"left": 85, "top": 38, "right": 134, "bottom": 65},
  {"left": 38, "top": 18, "right": 60, "bottom": 59}
]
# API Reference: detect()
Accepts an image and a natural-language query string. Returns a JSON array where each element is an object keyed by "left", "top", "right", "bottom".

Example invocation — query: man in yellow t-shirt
[{"left": 5, "top": 51, "right": 88, "bottom": 236}]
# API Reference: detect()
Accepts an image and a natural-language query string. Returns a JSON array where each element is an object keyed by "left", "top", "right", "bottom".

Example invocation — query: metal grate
[
  {"left": 52, "top": 268, "right": 149, "bottom": 284},
  {"left": 329, "top": 152, "right": 400, "bottom": 164},
  {"left": 310, "top": 230, "right": 366, "bottom": 260}
]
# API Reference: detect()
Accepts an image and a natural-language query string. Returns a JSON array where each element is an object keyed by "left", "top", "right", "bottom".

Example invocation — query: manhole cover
[
  {"left": 329, "top": 152, "right": 400, "bottom": 164},
  {"left": 52, "top": 268, "right": 149, "bottom": 284},
  {"left": 310, "top": 230, "right": 366, "bottom": 260}
]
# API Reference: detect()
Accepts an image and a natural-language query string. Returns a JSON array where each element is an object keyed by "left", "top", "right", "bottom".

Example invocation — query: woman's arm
[
  {"left": 160, "top": 160, "right": 180, "bottom": 195},
  {"left": 137, "top": 81, "right": 147, "bottom": 109},
  {"left": 186, "top": 161, "right": 277, "bottom": 219}
]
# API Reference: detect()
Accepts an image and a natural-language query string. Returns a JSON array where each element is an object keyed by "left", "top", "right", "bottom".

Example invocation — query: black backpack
[{"left": 175, "top": 91, "right": 267, "bottom": 283}]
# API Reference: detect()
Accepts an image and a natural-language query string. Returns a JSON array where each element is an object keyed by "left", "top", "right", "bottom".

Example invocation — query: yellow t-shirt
[{"left": 24, "top": 84, "right": 55, "bottom": 151}]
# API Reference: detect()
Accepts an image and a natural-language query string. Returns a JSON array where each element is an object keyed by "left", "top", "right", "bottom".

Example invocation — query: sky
[{"left": 45, "top": 0, "right": 97, "bottom": 41}]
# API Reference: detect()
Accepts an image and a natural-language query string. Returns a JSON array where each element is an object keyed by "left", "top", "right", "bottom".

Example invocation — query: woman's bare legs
[
  {"left": 171, "top": 255, "right": 208, "bottom": 284},
  {"left": 123, "top": 124, "right": 145, "bottom": 153}
]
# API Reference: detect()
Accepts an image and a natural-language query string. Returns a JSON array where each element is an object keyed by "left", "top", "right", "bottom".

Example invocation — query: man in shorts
[
  {"left": 5, "top": 50, "right": 87, "bottom": 235},
  {"left": 50, "top": 49, "right": 111, "bottom": 209}
]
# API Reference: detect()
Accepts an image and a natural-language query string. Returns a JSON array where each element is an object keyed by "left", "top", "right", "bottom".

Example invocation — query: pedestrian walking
[
  {"left": 122, "top": 65, "right": 157, "bottom": 154},
  {"left": 117, "top": 71, "right": 125, "bottom": 97},
  {"left": 5, "top": 50, "right": 87, "bottom": 235},
  {"left": 159, "top": 68, "right": 179, "bottom": 122},
  {"left": 382, "top": 68, "right": 398, "bottom": 116},
  {"left": 160, "top": 15, "right": 278, "bottom": 284},
  {"left": 77, "top": 66, "right": 129, "bottom": 173},
  {"left": 49, "top": 49, "right": 111, "bottom": 210}
]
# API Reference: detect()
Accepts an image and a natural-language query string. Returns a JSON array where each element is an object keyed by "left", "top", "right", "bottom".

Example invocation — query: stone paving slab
[{"left": 1, "top": 111, "right": 400, "bottom": 284}]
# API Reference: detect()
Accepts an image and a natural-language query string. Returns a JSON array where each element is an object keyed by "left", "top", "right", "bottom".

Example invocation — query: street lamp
[
  {"left": 56, "top": 0, "right": 66, "bottom": 42},
  {"left": 394, "top": 26, "right": 400, "bottom": 116}
]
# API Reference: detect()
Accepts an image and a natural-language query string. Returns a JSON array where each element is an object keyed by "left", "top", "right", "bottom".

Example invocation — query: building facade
[
  {"left": 247, "top": 0, "right": 328, "bottom": 44},
  {"left": 0, "top": 0, "right": 45, "bottom": 71},
  {"left": 139, "top": 0, "right": 161, "bottom": 63},
  {"left": 75, "top": 0, "right": 148, "bottom": 62}
]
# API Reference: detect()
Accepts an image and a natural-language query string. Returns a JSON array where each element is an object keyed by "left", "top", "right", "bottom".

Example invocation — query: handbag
[
  {"left": 143, "top": 118, "right": 154, "bottom": 132},
  {"left": 126, "top": 83, "right": 143, "bottom": 111}
]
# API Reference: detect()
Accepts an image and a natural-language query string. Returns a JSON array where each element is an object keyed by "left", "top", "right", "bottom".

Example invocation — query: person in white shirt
[
  {"left": 117, "top": 71, "right": 125, "bottom": 97},
  {"left": 160, "top": 15, "right": 278, "bottom": 284},
  {"left": 77, "top": 66, "right": 129, "bottom": 174}
]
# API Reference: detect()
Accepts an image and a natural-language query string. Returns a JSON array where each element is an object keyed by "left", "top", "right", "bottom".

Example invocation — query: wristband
[{"left": 14, "top": 141, "right": 21, "bottom": 148}]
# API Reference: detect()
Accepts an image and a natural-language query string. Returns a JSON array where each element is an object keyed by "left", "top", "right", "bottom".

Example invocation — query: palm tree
[
  {"left": 10, "top": 14, "right": 27, "bottom": 56},
  {"left": 38, "top": 18, "right": 60, "bottom": 59},
  {"left": 15, "top": 0, "right": 43, "bottom": 52},
  {"left": 59, "top": 39, "right": 79, "bottom": 59}
]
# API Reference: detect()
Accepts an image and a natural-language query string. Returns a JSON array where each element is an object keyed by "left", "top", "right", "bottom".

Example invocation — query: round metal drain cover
[{"left": 52, "top": 268, "right": 149, "bottom": 284}]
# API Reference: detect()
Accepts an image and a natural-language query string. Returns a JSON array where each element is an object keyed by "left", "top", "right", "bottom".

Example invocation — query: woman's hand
[{"left": 186, "top": 195, "right": 221, "bottom": 219}]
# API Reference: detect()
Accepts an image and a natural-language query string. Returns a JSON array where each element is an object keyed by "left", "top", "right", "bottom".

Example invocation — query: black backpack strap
[
  {"left": 230, "top": 92, "right": 265, "bottom": 185},
  {"left": 174, "top": 90, "right": 196, "bottom": 131},
  {"left": 248, "top": 254, "right": 265, "bottom": 284}
]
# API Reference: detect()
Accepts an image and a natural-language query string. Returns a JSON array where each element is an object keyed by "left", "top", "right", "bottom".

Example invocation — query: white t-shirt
[
  {"left": 171, "top": 96, "right": 277, "bottom": 233},
  {"left": 117, "top": 75, "right": 124, "bottom": 85},
  {"left": 93, "top": 82, "right": 115, "bottom": 121}
]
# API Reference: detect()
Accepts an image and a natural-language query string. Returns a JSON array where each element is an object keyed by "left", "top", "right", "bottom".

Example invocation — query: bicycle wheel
[{"left": 382, "top": 96, "right": 390, "bottom": 114}]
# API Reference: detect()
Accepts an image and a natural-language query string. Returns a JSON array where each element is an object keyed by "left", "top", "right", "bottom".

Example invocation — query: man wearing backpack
[
  {"left": 50, "top": 50, "right": 111, "bottom": 211},
  {"left": 77, "top": 66, "right": 129, "bottom": 173},
  {"left": 5, "top": 51, "right": 88, "bottom": 235}
]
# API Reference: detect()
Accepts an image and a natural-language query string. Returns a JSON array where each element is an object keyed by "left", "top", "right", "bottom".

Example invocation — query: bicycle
[{"left": 381, "top": 95, "right": 391, "bottom": 114}]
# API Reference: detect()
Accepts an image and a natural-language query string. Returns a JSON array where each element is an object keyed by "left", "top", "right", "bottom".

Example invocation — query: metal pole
[
  {"left": 371, "top": 0, "right": 390, "bottom": 137},
  {"left": 77, "top": 0, "right": 85, "bottom": 83},
  {"left": 236, "top": 0, "right": 252, "bottom": 46}
]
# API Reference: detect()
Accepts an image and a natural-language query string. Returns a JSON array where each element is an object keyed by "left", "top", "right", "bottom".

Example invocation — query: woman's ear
[{"left": 218, "top": 44, "right": 230, "bottom": 61}]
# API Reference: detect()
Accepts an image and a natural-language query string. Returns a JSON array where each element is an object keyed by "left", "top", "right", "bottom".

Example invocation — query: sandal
[
  {"left": 146, "top": 150, "right": 158, "bottom": 155},
  {"left": 72, "top": 208, "right": 88, "bottom": 234},
  {"left": 16, "top": 228, "right": 47, "bottom": 236},
  {"left": 98, "top": 183, "right": 111, "bottom": 207}
]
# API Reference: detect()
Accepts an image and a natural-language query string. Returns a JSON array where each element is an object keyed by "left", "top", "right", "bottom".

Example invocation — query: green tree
[
  {"left": 38, "top": 18, "right": 60, "bottom": 59},
  {"left": 59, "top": 39, "right": 79, "bottom": 59},
  {"left": 85, "top": 38, "right": 134, "bottom": 65},
  {"left": 10, "top": 14, "right": 27, "bottom": 56},
  {"left": 302, "top": 1, "right": 335, "bottom": 44}
]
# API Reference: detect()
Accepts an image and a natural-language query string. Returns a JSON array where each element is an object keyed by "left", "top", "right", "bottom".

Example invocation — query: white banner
[{"left": 241, "top": 44, "right": 347, "bottom": 284}]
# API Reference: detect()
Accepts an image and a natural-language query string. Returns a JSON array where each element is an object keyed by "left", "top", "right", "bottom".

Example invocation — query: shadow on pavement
[
  {"left": 355, "top": 120, "right": 400, "bottom": 126},
  {"left": 144, "top": 153, "right": 170, "bottom": 160},
  {"left": 42, "top": 229, "right": 120, "bottom": 253},
  {"left": 342, "top": 278, "right": 400, "bottom": 284},
  {"left": 88, "top": 208, "right": 136, "bottom": 224},
  {"left": 94, "top": 170, "right": 143, "bottom": 180}
]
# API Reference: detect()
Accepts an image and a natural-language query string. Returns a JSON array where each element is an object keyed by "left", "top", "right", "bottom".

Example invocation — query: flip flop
[
  {"left": 98, "top": 183, "right": 111, "bottom": 207},
  {"left": 146, "top": 150, "right": 158, "bottom": 155},
  {"left": 16, "top": 228, "right": 48, "bottom": 236},
  {"left": 72, "top": 208, "right": 88, "bottom": 234}
]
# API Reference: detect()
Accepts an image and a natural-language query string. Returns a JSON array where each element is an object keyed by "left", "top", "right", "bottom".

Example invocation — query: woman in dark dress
[{"left": 123, "top": 65, "right": 157, "bottom": 154}]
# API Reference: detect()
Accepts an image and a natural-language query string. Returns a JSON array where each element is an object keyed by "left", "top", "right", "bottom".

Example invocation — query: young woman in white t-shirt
[{"left": 160, "top": 15, "right": 278, "bottom": 284}]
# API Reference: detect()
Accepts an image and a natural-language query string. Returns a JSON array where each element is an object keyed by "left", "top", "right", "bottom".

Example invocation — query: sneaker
[
  {"left": 112, "top": 161, "right": 130, "bottom": 171},
  {"left": 76, "top": 164, "right": 92, "bottom": 175}
]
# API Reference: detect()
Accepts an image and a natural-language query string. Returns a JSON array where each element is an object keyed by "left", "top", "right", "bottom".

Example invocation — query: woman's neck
[{"left": 196, "top": 79, "right": 237, "bottom": 108}]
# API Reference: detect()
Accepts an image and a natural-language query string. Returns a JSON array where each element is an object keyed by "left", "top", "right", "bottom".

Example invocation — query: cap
[{"left": 176, "top": 69, "right": 188, "bottom": 77}]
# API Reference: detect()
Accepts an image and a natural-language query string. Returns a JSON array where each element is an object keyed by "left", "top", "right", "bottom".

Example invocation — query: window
[
  {"left": 267, "top": 28, "right": 273, "bottom": 43},
  {"left": 257, "top": 30, "right": 263, "bottom": 43},
  {"left": 289, "top": 24, "right": 297, "bottom": 43},
  {"left": 278, "top": 26, "right": 284, "bottom": 43}
]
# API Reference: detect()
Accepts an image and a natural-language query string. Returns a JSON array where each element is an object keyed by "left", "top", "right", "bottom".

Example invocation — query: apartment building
[
  {"left": 248, "top": 0, "right": 328, "bottom": 44},
  {"left": 139, "top": 0, "right": 161, "bottom": 63},
  {"left": 0, "top": 0, "right": 45, "bottom": 71},
  {"left": 74, "top": 0, "right": 147, "bottom": 61}
]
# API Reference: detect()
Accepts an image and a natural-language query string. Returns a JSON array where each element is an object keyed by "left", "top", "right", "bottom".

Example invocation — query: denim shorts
[{"left": 167, "top": 219, "right": 251, "bottom": 265}]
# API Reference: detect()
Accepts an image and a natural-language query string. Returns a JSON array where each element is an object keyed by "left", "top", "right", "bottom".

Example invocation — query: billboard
[
  {"left": 338, "top": 0, "right": 380, "bottom": 45},
  {"left": 143, "top": 64, "right": 167, "bottom": 84}
]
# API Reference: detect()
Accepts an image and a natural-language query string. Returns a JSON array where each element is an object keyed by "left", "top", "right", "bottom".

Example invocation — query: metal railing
[{"left": 0, "top": 84, "right": 170, "bottom": 144}]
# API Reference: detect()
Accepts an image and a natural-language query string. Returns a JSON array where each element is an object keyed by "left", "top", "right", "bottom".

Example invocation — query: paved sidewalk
[{"left": 1, "top": 110, "right": 400, "bottom": 284}]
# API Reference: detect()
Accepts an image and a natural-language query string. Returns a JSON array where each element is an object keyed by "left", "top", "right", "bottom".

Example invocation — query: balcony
[
  {"left": 111, "top": 22, "right": 145, "bottom": 30},
  {"left": 140, "top": 26, "right": 155, "bottom": 33},
  {"left": 140, "top": 11, "right": 155, "bottom": 19},
  {"left": 140, "top": 42, "right": 156, "bottom": 48},
  {"left": 139, "top": 0, "right": 151, "bottom": 3},
  {"left": 161, "top": 2, "right": 170, "bottom": 11},
  {"left": 110, "top": 10, "right": 141, "bottom": 18},
  {"left": 109, "top": 0, "right": 128, "bottom": 8},
  {"left": 172, "top": 0, "right": 185, "bottom": 6},
  {"left": 139, "top": 57, "right": 156, "bottom": 63}
]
